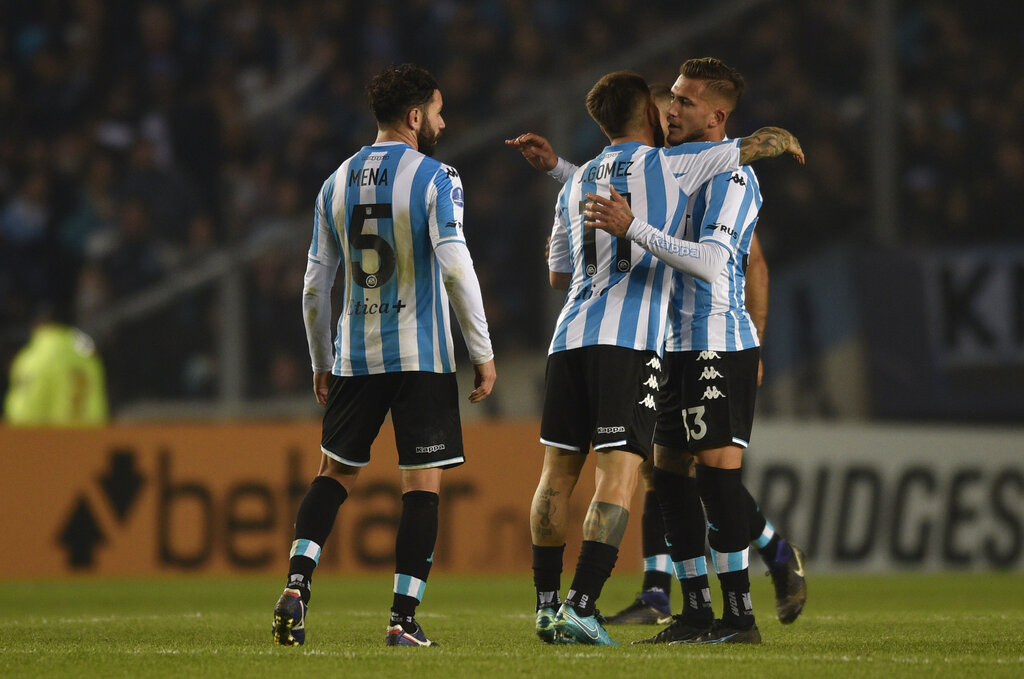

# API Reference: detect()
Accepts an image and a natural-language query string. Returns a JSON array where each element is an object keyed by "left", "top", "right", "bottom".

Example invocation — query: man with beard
[
  {"left": 272, "top": 63, "right": 496, "bottom": 648},
  {"left": 516, "top": 58, "right": 806, "bottom": 645},
  {"left": 520, "top": 69, "right": 803, "bottom": 646},
  {"left": 581, "top": 78, "right": 805, "bottom": 635}
]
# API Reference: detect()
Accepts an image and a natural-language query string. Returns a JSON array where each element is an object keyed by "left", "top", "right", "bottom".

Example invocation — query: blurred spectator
[{"left": 4, "top": 303, "right": 109, "bottom": 427}]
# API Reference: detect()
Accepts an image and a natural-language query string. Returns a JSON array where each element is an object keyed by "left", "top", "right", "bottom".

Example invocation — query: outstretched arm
[
  {"left": 739, "top": 127, "right": 805, "bottom": 165},
  {"left": 505, "top": 133, "right": 559, "bottom": 172},
  {"left": 506, "top": 133, "right": 579, "bottom": 183}
]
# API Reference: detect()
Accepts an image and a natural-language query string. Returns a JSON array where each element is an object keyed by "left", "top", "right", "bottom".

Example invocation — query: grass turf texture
[{"left": 1, "top": 573, "right": 1021, "bottom": 678}]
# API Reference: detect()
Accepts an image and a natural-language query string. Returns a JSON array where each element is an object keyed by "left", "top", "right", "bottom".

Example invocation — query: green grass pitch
[{"left": 1, "top": 572, "right": 1021, "bottom": 678}]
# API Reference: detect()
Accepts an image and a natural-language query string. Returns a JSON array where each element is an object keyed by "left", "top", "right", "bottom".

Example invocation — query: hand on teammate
[{"left": 583, "top": 186, "right": 634, "bottom": 238}]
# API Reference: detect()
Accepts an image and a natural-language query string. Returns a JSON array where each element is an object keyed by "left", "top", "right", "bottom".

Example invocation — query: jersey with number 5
[{"left": 304, "top": 141, "right": 474, "bottom": 376}]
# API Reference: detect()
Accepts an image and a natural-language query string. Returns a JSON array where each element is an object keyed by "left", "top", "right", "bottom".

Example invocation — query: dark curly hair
[{"left": 367, "top": 63, "right": 439, "bottom": 127}]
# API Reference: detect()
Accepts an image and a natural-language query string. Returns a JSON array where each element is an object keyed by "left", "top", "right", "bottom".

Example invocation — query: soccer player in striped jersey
[
  {"left": 273, "top": 63, "right": 496, "bottom": 649},
  {"left": 520, "top": 70, "right": 803, "bottom": 646},
  {"left": 600, "top": 83, "right": 783, "bottom": 629},
  {"left": 561, "top": 74, "right": 804, "bottom": 637},
  {"left": 584, "top": 58, "right": 806, "bottom": 645}
]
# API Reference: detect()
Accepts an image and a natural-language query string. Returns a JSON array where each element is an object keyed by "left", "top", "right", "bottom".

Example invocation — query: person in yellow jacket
[{"left": 4, "top": 317, "right": 109, "bottom": 426}]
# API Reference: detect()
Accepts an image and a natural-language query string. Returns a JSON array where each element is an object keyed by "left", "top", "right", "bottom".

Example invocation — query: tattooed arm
[{"left": 739, "top": 126, "right": 805, "bottom": 165}]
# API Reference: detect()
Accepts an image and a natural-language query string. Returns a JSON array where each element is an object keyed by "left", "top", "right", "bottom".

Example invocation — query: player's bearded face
[{"left": 418, "top": 117, "right": 440, "bottom": 157}]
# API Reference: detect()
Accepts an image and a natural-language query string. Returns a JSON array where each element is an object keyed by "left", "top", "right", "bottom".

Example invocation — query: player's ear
[
  {"left": 710, "top": 107, "right": 727, "bottom": 130},
  {"left": 646, "top": 99, "right": 660, "bottom": 128},
  {"left": 406, "top": 105, "right": 422, "bottom": 132}
]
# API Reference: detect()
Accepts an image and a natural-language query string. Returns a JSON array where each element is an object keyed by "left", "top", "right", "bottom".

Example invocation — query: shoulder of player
[
  {"left": 659, "top": 140, "right": 734, "bottom": 158},
  {"left": 420, "top": 156, "right": 461, "bottom": 183},
  {"left": 708, "top": 165, "right": 760, "bottom": 192}
]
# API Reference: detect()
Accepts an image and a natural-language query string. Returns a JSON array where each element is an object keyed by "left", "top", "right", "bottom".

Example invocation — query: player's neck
[
  {"left": 376, "top": 128, "right": 418, "bottom": 150},
  {"left": 700, "top": 127, "right": 727, "bottom": 143},
  {"left": 608, "top": 131, "right": 655, "bottom": 146}
]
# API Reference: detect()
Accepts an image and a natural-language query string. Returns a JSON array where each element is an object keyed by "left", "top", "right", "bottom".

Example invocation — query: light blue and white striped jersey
[
  {"left": 305, "top": 141, "right": 479, "bottom": 375},
  {"left": 547, "top": 139, "right": 740, "bottom": 355},
  {"left": 665, "top": 163, "right": 763, "bottom": 352}
]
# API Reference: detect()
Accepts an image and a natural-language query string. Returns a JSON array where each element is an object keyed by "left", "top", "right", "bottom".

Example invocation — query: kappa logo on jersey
[
  {"left": 445, "top": 166, "right": 459, "bottom": 178},
  {"left": 646, "top": 357, "right": 662, "bottom": 371},
  {"left": 729, "top": 173, "right": 746, "bottom": 186},
  {"left": 444, "top": 220, "right": 463, "bottom": 231},
  {"left": 697, "top": 351, "right": 720, "bottom": 361},
  {"left": 643, "top": 375, "right": 659, "bottom": 390},
  {"left": 699, "top": 367, "right": 724, "bottom": 381},
  {"left": 451, "top": 186, "right": 464, "bottom": 208},
  {"left": 701, "top": 386, "right": 726, "bottom": 400},
  {"left": 638, "top": 394, "right": 657, "bottom": 409}
]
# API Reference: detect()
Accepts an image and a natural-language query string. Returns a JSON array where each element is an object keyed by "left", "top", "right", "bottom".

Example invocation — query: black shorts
[
  {"left": 654, "top": 347, "right": 759, "bottom": 452},
  {"left": 321, "top": 371, "right": 464, "bottom": 469},
  {"left": 540, "top": 345, "right": 662, "bottom": 459}
]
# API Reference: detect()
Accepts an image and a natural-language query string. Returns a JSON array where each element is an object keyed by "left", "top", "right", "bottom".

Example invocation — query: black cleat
[
  {"left": 674, "top": 618, "right": 761, "bottom": 645},
  {"left": 632, "top": 615, "right": 711, "bottom": 644},
  {"left": 604, "top": 589, "right": 672, "bottom": 625},
  {"left": 385, "top": 618, "right": 437, "bottom": 647},
  {"left": 768, "top": 541, "right": 807, "bottom": 624},
  {"left": 272, "top": 588, "right": 306, "bottom": 646}
]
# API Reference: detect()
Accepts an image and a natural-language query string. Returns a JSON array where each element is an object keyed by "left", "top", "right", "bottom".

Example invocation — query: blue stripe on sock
[
  {"left": 394, "top": 574, "right": 426, "bottom": 601},
  {"left": 672, "top": 556, "right": 707, "bottom": 579}
]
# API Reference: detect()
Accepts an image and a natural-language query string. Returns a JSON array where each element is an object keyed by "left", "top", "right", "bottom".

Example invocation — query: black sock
[
  {"left": 288, "top": 475, "right": 348, "bottom": 603},
  {"left": 532, "top": 544, "right": 565, "bottom": 610},
  {"left": 653, "top": 467, "right": 712, "bottom": 623},
  {"left": 640, "top": 490, "right": 672, "bottom": 592},
  {"left": 565, "top": 540, "right": 618, "bottom": 617},
  {"left": 389, "top": 608, "right": 419, "bottom": 633},
  {"left": 742, "top": 483, "right": 767, "bottom": 543},
  {"left": 696, "top": 465, "right": 754, "bottom": 629},
  {"left": 680, "top": 574, "right": 714, "bottom": 624},
  {"left": 652, "top": 467, "right": 706, "bottom": 564},
  {"left": 719, "top": 570, "right": 754, "bottom": 628},
  {"left": 391, "top": 490, "right": 439, "bottom": 619}
]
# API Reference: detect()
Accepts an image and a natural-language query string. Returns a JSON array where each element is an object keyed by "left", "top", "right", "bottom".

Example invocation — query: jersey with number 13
[{"left": 304, "top": 141, "right": 470, "bottom": 376}]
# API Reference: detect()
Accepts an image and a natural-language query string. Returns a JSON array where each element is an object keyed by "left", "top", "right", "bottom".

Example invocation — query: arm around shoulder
[{"left": 738, "top": 127, "right": 805, "bottom": 165}]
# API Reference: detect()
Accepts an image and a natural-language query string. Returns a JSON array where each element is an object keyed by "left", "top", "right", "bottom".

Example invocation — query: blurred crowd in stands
[{"left": 2, "top": 0, "right": 1020, "bottom": 411}]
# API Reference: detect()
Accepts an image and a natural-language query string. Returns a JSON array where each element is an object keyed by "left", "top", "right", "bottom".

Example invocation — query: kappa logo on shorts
[
  {"left": 699, "top": 367, "right": 724, "bottom": 380},
  {"left": 638, "top": 394, "right": 657, "bottom": 409},
  {"left": 697, "top": 351, "right": 721, "bottom": 361},
  {"left": 596, "top": 425, "right": 626, "bottom": 434},
  {"left": 646, "top": 357, "right": 662, "bottom": 370},
  {"left": 701, "top": 386, "right": 726, "bottom": 400},
  {"left": 415, "top": 444, "right": 446, "bottom": 454},
  {"left": 643, "top": 375, "right": 659, "bottom": 390}
]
